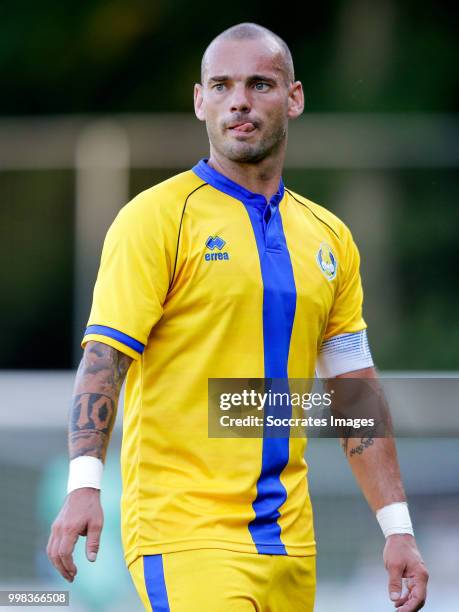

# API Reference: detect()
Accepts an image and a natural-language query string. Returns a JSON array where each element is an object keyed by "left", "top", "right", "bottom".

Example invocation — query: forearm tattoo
[
  {"left": 341, "top": 418, "right": 388, "bottom": 459},
  {"left": 341, "top": 430, "right": 375, "bottom": 458},
  {"left": 69, "top": 342, "right": 132, "bottom": 461}
]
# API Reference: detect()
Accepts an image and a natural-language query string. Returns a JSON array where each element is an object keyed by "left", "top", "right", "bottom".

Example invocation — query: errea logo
[{"left": 204, "top": 235, "right": 230, "bottom": 261}]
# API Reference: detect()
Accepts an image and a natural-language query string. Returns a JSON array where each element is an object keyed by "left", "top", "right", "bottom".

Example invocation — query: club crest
[{"left": 316, "top": 243, "right": 337, "bottom": 281}]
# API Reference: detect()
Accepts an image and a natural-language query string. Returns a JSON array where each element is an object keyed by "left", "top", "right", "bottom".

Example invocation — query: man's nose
[{"left": 230, "top": 84, "right": 251, "bottom": 113}]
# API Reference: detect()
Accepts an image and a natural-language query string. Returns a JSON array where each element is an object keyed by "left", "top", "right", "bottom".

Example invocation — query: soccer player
[{"left": 47, "top": 23, "right": 429, "bottom": 611}]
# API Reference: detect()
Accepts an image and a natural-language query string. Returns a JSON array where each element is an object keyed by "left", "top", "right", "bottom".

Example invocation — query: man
[{"left": 47, "top": 23, "right": 429, "bottom": 611}]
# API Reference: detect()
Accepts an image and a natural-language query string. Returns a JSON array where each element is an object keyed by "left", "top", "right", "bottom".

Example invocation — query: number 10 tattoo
[{"left": 69, "top": 342, "right": 132, "bottom": 462}]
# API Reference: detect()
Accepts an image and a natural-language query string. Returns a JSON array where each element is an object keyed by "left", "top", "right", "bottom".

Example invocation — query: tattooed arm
[
  {"left": 335, "top": 366, "right": 406, "bottom": 512},
  {"left": 47, "top": 341, "right": 132, "bottom": 583},
  {"left": 69, "top": 341, "right": 132, "bottom": 462},
  {"left": 334, "top": 367, "right": 428, "bottom": 612}
]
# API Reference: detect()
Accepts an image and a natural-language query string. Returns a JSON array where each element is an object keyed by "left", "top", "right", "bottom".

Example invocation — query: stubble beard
[{"left": 208, "top": 121, "right": 287, "bottom": 164}]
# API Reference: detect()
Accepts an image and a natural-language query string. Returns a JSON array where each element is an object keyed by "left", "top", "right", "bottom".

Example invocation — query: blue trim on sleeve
[
  {"left": 143, "top": 555, "right": 170, "bottom": 612},
  {"left": 84, "top": 325, "right": 144, "bottom": 354}
]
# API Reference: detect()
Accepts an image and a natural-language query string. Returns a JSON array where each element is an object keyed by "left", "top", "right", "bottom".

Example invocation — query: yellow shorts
[{"left": 129, "top": 549, "right": 316, "bottom": 611}]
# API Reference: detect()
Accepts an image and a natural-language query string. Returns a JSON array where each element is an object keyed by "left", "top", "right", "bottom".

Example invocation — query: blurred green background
[{"left": 1, "top": 0, "right": 457, "bottom": 114}]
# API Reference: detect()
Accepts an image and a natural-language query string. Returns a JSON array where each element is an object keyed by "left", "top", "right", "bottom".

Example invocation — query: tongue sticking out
[{"left": 233, "top": 123, "right": 255, "bottom": 132}]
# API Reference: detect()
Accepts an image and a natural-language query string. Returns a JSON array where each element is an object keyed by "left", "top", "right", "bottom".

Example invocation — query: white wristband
[
  {"left": 67, "top": 456, "right": 104, "bottom": 494},
  {"left": 376, "top": 502, "right": 414, "bottom": 538}
]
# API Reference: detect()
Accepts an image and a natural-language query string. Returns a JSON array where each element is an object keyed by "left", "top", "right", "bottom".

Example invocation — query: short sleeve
[
  {"left": 324, "top": 226, "right": 366, "bottom": 340},
  {"left": 82, "top": 195, "right": 171, "bottom": 359}
]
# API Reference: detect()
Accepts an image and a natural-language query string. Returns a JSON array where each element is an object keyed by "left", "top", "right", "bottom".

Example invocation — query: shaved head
[
  {"left": 194, "top": 22, "right": 304, "bottom": 167},
  {"left": 201, "top": 23, "right": 295, "bottom": 85}
]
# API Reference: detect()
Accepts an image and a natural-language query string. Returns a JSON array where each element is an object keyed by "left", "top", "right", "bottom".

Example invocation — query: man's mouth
[{"left": 227, "top": 122, "right": 257, "bottom": 134}]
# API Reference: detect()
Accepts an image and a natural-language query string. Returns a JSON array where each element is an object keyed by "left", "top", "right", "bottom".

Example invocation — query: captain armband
[{"left": 316, "top": 329, "right": 374, "bottom": 378}]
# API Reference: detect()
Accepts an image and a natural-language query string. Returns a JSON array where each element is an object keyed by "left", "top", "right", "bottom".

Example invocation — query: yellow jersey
[{"left": 82, "top": 159, "right": 366, "bottom": 567}]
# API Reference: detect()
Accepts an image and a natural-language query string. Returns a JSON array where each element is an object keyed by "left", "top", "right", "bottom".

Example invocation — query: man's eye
[
  {"left": 213, "top": 83, "right": 226, "bottom": 91},
  {"left": 254, "top": 82, "right": 269, "bottom": 91}
]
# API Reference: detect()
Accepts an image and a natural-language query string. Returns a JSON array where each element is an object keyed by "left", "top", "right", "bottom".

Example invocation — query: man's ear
[
  {"left": 287, "top": 81, "right": 304, "bottom": 120},
  {"left": 194, "top": 83, "right": 205, "bottom": 121}
]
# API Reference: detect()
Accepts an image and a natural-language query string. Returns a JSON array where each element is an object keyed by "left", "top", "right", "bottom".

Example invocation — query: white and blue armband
[{"left": 316, "top": 329, "right": 374, "bottom": 378}]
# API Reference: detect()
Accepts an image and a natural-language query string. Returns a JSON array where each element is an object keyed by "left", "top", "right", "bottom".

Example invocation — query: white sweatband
[
  {"left": 316, "top": 330, "right": 374, "bottom": 378},
  {"left": 376, "top": 502, "right": 414, "bottom": 538},
  {"left": 67, "top": 456, "right": 104, "bottom": 494}
]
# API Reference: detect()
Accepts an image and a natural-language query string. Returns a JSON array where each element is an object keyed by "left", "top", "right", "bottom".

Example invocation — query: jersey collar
[{"left": 192, "top": 158, "right": 285, "bottom": 209}]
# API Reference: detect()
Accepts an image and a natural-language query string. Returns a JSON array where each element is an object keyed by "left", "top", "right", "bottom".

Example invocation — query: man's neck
[{"left": 207, "top": 151, "right": 284, "bottom": 202}]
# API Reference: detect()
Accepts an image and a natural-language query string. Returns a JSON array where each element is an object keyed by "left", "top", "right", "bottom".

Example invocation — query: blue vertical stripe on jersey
[
  {"left": 192, "top": 159, "right": 297, "bottom": 554},
  {"left": 143, "top": 554, "right": 170, "bottom": 612},
  {"left": 244, "top": 200, "right": 296, "bottom": 555}
]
